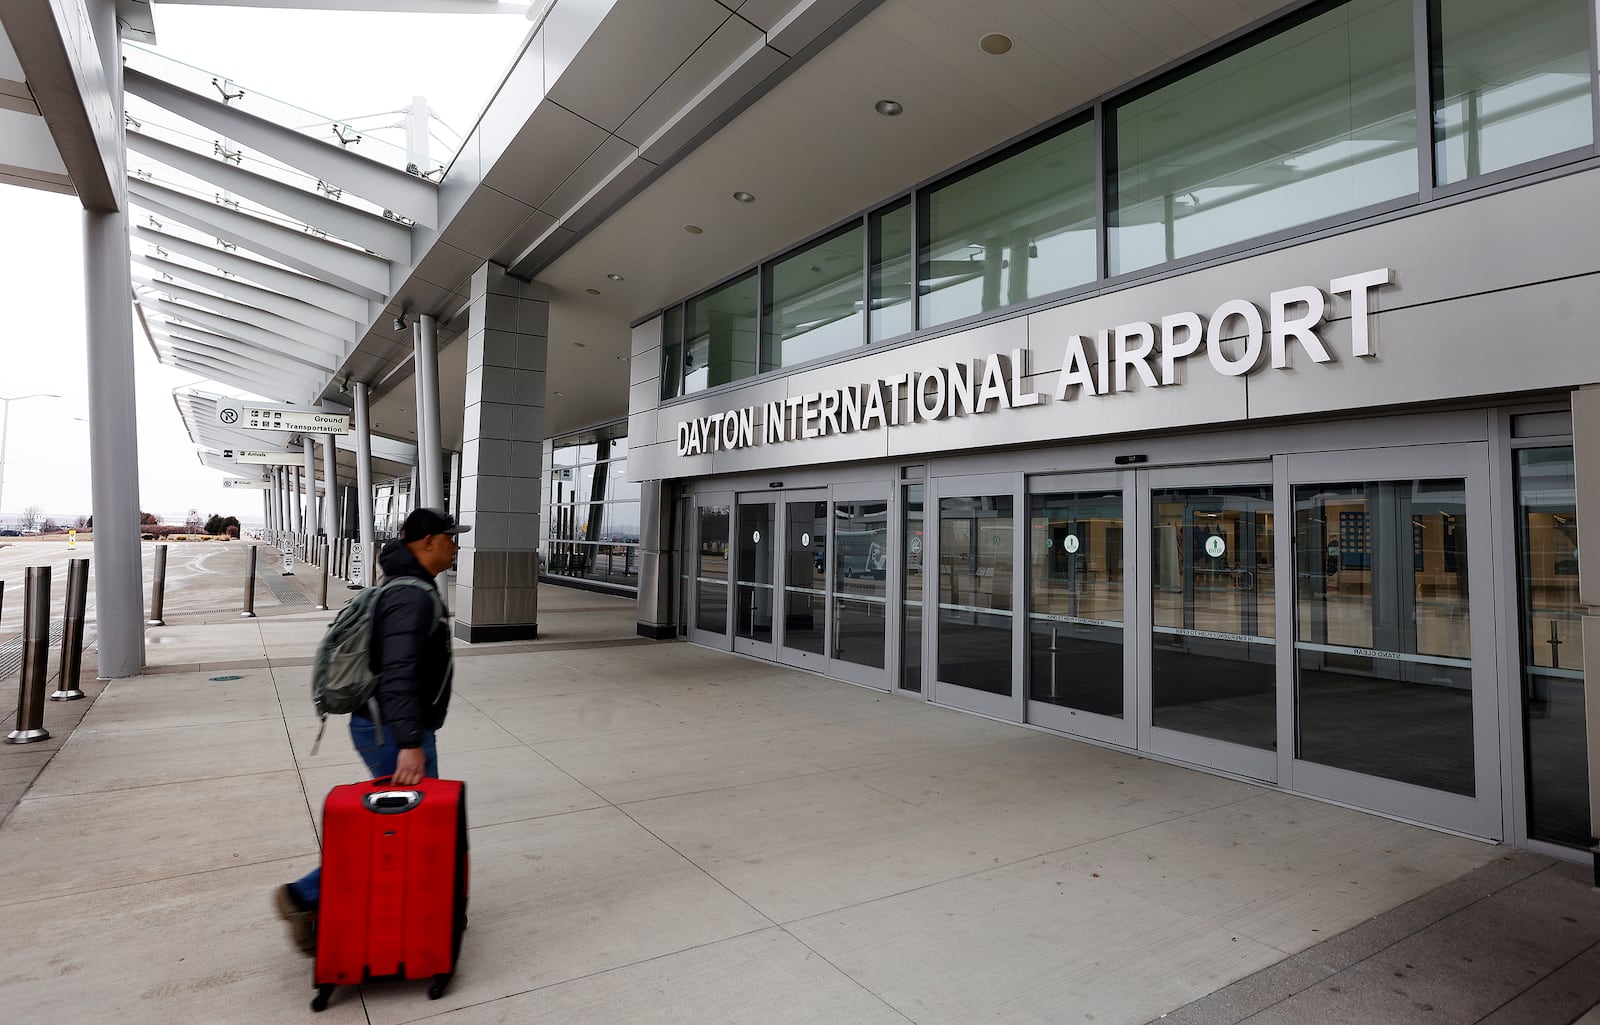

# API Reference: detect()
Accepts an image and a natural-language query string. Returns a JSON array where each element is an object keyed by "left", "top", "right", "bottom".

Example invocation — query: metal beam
[
  {"left": 135, "top": 274, "right": 349, "bottom": 355},
  {"left": 0, "top": 0, "right": 121, "bottom": 209},
  {"left": 128, "top": 130, "right": 413, "bottom": 261},
  {"left": 149, "top": 298, "right": 341, "bottom": 372},
  {"left": 136, "top": 253, "right": 359, "bottom": 340},
  {"left": 159, "top": 348, "right": 319, "bottom": 402},
  {"left": 157, "top": 331, "right": 326, "bottom": 393},
  {"left": 153, "top": 0, "right": 529, "bottom": 11},
  {"left": 124, "top": 67, "right": 438, "bottom": 227},
  {"left": 132, "top": 225, "right": 370, "bottom": 323},
  {"left": 129, "top": 179, "right": 392, "bottom": 299}
]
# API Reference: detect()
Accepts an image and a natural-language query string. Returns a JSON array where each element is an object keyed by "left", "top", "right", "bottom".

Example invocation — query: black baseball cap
[{"left": 401, "top": 508, "right": 471, "bottom": 543}]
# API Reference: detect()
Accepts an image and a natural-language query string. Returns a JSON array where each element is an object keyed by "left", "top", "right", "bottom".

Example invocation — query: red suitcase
[{"left": 311, "top": 777, "right": 468, "bottom": 1013}]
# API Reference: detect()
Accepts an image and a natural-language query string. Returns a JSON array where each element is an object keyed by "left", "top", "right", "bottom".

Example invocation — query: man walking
[{"left": 275, "top": 507, "right": 467, "bottom": 955}]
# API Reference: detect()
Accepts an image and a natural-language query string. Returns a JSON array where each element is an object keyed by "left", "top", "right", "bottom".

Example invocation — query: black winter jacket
[{"left": 368, "top": 538, "right": 453, "bottom": 748}]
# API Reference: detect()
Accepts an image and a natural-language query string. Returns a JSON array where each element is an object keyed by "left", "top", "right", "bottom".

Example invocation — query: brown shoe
[{"left": 274, "top": 884, "right": 317, "bottom": 957}]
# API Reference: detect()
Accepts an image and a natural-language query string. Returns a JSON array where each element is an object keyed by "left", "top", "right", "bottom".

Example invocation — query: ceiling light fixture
[
  {"left": 980, "top": 32, "right": 1013, "bottom": 55},
  {"left": 573, "top": 341, "right": 587, "bottom": 348},
  {"left": 683, "top": 224, "right": 704, "bottom": 234},
  {"left": 874, "top": 99, "right": 904, "bottom": 117},
  {"left": 606, "top": 273, "right": 624, "bottom": 281},
  {"left": 586, "top": 288, "right": 601, "bottom": 295},
  {"left": 733, "top": 191, "right": 755, "bottom": 204}
]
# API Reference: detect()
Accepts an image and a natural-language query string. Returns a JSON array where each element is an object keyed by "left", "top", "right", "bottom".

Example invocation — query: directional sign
[
  {"left": 223, "top": 478, "right": 271, "bottom": 489},
  {"left": 351, "top": 542, "right": 365, "bottom": 584},
  {"left": 218, "top": 402, "right": 350, "bottom": 435},
  {"left": 230, "top": 449, "right": 306, "bottom": 466}
]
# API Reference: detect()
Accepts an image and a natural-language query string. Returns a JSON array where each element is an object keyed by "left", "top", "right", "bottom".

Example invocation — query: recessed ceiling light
[
  {"left": 606, "top": 273, "right": 624, "bottom": 281},
  {"left": 733, "top": 191, "right": 755, "bottom": 204},
  {"left": 554, "top": 391, "right": 564, "bottom": 397},
  {"left": 980, "top": 32, "right": 1013, "bottom": 55},
  {"left": 585, "top": 288, "right": 601, "bottom": 295},
  {"left": 683, "top": 224, "right": 704, "bottom": 234},
  {"left": 573, "top": 341, "right": 587, "bottom": 348},
  {"left": 616, "top": 355, "right": 630, "bottom": 362},
  {"left": 874, "top": 99, "right": 904, "bottom": 117}
]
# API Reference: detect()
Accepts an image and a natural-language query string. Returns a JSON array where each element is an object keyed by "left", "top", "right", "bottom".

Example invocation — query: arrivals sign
[
  {"left": 218, "top": 402, "right": 350, "bottom": 435},
  {"left": 226, "top": 449, "right": 304, "bottom": 466},
  {"left": 677, "top": 268, "right": 1392, "bottom": 457},
  {"left": 223, "top": 478, "right": 271, "bottom": 489}
]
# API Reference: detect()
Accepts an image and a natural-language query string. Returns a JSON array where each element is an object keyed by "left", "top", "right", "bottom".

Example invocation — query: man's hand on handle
[{"left": 393, "top": 746, "right": 425, "bottom": 785}]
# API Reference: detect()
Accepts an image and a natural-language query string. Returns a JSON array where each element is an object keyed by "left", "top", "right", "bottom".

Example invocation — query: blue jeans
[{"left": 290, "top": 715, "right": 438, "bottom": 905}]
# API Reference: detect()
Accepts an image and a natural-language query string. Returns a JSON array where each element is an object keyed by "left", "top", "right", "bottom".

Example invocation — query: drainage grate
[
  {"left": 0, "top": 621, "right": 69, "bottom": 681},
  {"left": 261, "top": 573, "right": 313, "bottom": 606}
]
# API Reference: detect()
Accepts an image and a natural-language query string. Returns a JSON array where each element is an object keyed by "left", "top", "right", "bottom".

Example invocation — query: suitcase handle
[{"left": 363, "top": 789, "right": 424, "bottom": 813}]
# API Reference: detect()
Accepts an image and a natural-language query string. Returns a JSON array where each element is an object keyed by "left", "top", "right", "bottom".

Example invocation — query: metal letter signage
[{"left": 674, "top": 268, "right": 1394, "bottom": 458}]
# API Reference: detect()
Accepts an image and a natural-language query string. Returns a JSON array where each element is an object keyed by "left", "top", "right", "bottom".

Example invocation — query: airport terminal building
[{"left": 7, "top": 0, "right": 1599, "bottom": 861}]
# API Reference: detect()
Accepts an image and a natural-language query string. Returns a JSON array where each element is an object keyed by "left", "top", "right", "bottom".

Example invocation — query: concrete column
[
  {"left": 321, "top": 432, "right": 339, "bottom": 539},
  {"left": 290, "top": 467, "right": 302, "bottom": 534},
  {"left": 354, "top": 381, "right": 375, "bottom": 587},
  {"left": 302, "top": 440, "right": 318, "bottom": 537},
  {"left": 414, "top": 313, "right": 444, "bottom": 510},
  {"left": 454, "top": 262, "right": 547, "bottom": 642},
  {"left": 83, "top": 0, "right": 143, "bottom": 677},
  {"left": 1572, "top": 387, "right": 1600, "bottom": 872}
]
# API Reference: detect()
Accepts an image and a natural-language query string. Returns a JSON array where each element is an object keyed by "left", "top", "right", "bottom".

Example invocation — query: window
[
  {"left": 546, "top": 426, "right": 639, "bottom": 589},
  {"left": 660, "top": 305, "right": 684, "bottom": 400},
  {"left": 921, "top": 118, "right": 1097, "bottom": 328},
  {"left": 763, "top": 222, "right": 865, "bottom": 371},
  {"left": 1431, "top": 0, "right": 1595, "bottom": 185},
  {"left": 870, "top": 199, "right": 914, "bottom": 341},
  {"left": 1108, "top": 0, "right": 1417, "bottom": 275},
  {"left": 683, "top": 273, "right": 758, "bottom": 395}
]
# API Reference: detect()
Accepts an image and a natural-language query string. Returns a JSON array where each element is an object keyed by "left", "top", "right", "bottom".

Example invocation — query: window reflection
[
  {"left": 765, "top": 223, "right": 865, "bottom": 371},
  {"left": 938, "top": 496, "right": 1014, "bottom": 696},
  {"left": 683, "top": 273, "right": 758, "bottom": 395},
  {"left": 1029, "top": 491, "right": 1124, "bottom": 716},
  {"left": 902, "top": 483, "right": 924, "bottom": 692},
  {"left": 546, "top": 428, "right": 640, "bottom": 589},
  {"left": 1431, "top": 0, "right": 1594, "bottom": 185},
  {"left": 871, "top": 200, "right": 914, "bottom": 341},
  {"left": 1109, "top": 0, "right": 1417, "bottom": 274}
]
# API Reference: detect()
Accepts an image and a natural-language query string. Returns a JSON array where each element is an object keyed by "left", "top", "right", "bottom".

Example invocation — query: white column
[
  {"left": 302, "top": 440, "right": 319, "bottom": 536},
  {"left": 414, "top": 313, "right": 444, "bottom": 509},
  {"left": 321, "top": 432, "right": 339, "bottom": 539},
  {"left": 354, "top": 381, "right": 375, "bottom": 586}
]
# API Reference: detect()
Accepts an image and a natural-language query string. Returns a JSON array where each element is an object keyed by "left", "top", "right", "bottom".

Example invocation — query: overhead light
[
  {"left": 392, "top": 310, "right": 409, "bottom": 332},
  {"left": 606, "top": 273, "right": 624, "bottom": 281},
  {"left": 616, "top": 355, "right": 630, "bottom": 362},
  {"left": 553, "top": 391, "right": 564, "bottom": 397},
  {"left": 733, "top": 192, "right": 755, "bottom": 204},
  {"left": 585, "top": 288, "right": 601, "bottom": 295},
  {"left": 980, "top": 32, "right": 1013, "bottom": 55},
  {"left": 573, "top": 341, "right": 587, "bottom": 348},
  {"left": 874, "top": 99, "right": 904, "bottom": 117},
  {"left": 683, "top": 224, "right": 704, "bottom": 235}
]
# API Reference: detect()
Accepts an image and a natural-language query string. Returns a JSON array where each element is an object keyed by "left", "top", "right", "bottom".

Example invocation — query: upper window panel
[
  {"left": 683, "top": 272, "right": 758, "bottom": 395},
  {"left": 920, "top": 118, "right": 1096, "bottom": 330},
  {"left": 660, "top": 306, "right": 684, "bottom": 401},
  {"left": 1431, "top": 0, "right": 1594, "bottom": 186},
  {"left": 1108, "top": 0, "right": 1417, "bottom": 276},
  {"left": 764, "top": 222, "right": 865, "bottom": 372},
  {"left": 870, "top": 199, "right": 914, "bottom": 342}
]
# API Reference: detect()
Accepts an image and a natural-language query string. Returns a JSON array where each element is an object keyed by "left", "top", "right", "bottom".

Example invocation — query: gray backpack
[{"left": 309, "top": 576, "right": 444, "bottom": 755}]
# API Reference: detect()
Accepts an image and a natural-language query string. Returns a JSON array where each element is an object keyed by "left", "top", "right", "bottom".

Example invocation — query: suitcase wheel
[
  {"left": 311, "top": 984, "right": 336, "bottom": 1012},
  {"left": 428, "top": 973, "right": 452, "bottom": 1000}
]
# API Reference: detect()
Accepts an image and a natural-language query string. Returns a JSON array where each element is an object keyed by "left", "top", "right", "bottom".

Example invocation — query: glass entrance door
[
  {"left": 1026, "top": 472, "right": 1135, "bottom": 747},
  {"left": 779, "top": 492, "right": 829, "bottom": 669},
  {"left": 830, "top": 488, "right": 890, "bottom": 688},
  {"left": 931, "top": 474, "right": 1020, "bottom": 719},
  {"left": 689, "top": 493, "right": 733, "bottom": 648},
  {"left": 1288, "top": 445, "right": 1499, "bottom": 838},
  {"left": 734, "top": 496, "right": 776, "bottom": 658},
  {"left": 1144, "top": 467, "right": 1277, "bottom": 781}
]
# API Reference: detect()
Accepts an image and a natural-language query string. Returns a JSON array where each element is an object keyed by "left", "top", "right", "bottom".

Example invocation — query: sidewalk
[{"left": 2, "top": 565, "right": 1599, "bottom": 1023}]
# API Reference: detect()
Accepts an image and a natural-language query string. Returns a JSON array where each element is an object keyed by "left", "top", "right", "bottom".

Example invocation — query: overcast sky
[{"left": 0, "top": 5, "right": 529, "bottom": 525}]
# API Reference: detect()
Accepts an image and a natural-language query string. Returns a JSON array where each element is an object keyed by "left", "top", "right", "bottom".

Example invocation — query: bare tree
[{"left": 21, "top": 505, "right": 43, "bottom": 531}]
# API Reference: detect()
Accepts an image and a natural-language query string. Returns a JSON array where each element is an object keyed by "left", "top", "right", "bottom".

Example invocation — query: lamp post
[{"left": 0, "top": 393, "right": 61, "bottom": 528}]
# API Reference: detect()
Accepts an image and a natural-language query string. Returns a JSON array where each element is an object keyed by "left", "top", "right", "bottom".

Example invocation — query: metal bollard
[
  {"left": 148, "top": 543, "right": 168, "bottom": 626},
  {"left": 241, "top": 545, "right": 258, "bottom": 618},
  {"left": 315, "top": 542, "right": 330, "bottom": 611},
  {"left": 51, "top": 559, "right": 88, "bottom": 700},
  {"left": 7, "top": 566, "right": 52, "bottom": 743}
]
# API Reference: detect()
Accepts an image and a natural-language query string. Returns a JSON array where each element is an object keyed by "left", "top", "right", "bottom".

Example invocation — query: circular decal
[
  {"left": 1064, "top": 534, "right": 1081, "bottom": 554},
  {"left": 801, "top": 532, "right": 811, "bottom": 547},
  {"left": 752, "top": 530, "right": 761, "bottom": 544},
  {"left": 909, "top": 536, "right": 923, "bottom": 555},
  {"left": 219, "top": 408, "right": 239, "bottom": 425},
  {"left": 1045, "top": 537, "right": 1053, "bottom": 549},
  {"left": 1205, "top": 535, "right": 1227, "bottom": 559}
]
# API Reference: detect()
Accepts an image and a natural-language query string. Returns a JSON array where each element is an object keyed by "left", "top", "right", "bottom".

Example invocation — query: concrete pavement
[{"left": 1, "top": 543, "right": 1598, "bottom": 1023}]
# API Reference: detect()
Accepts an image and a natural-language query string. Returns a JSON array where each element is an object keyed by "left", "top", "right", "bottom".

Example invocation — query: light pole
[{"left": 0, "top": 393, "right": 61, "bottom": 528}]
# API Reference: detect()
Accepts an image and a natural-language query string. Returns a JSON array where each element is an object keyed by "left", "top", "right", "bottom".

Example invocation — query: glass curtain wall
[
  {"left": 652, "top": 0, "right": 1597, "bottom": 398},
  {"left": 921, "top": 118, "right": 1096, "bottom": 329},
  {"left": 1109, "top": 0, "right": 1417, "bottom": 274},
  {"left": 764, "top": 223, "right": 865, "bottom": 371},
  {"left": 1431, "top": 0, "right": 1595, "bottom": 186},
  {"left": 546, "top": 430, "right": 640, "bottom": 588},
  {"left": 1514, "top": 448, "right": 1588, "bottom": 847}
]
